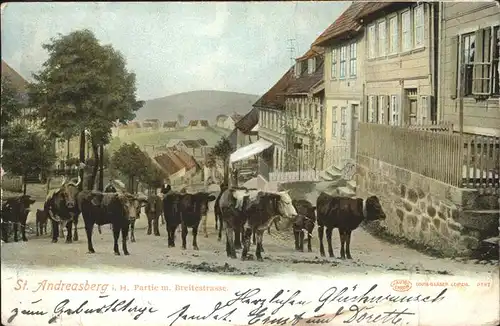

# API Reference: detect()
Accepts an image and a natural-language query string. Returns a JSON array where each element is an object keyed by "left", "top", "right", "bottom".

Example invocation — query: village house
[
  {"left": 215, "top": 114, "right": 228, "bottom": 128},
  {"left": 312, "top": 2, "right": 366, "bottom": 175},
  {"left": 253, "top": 67, "right": 294, "bottom": 180},
  {"left": 175, "top": 139, "right": 208, "bottom": 163},
  {"left": 187, "top": 119, "right": 209, "bottom": 130},
  {"left": 439, "top": 1, "right": 500, "bottom": 136},
  {"left": 163, "top": 121, "right": 180, "bottom": 131},
  {"left": 152, "top": 148, "right": 199, "bottom": 186},
  {"left": 229, "top": 107, "right": 260, "bottom": 150},
  {"left": 144, "top": 118, "right": 160, "bottom": 130},
  {"left": 215, "top": 113, "right": 244, "bottom": 130},
  {"left": 282, "top": 48, "right": 326, "bottom": 178}
]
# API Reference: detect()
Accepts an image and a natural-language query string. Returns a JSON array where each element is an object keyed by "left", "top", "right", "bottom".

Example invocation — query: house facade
[
  {"left": 254, "top": 67, "right": 293, "bottom": 179},
  {"left": 355, "top": 3, "right": 437, "bottom": 127},
  {"left": 313, "top": 2, "right": 366, "bottom": 172},
  {"left": 163, "top": 121, "right": 179, "bottom": 131},
  {"left": 439, "top": 2, "right": 500, "bottom": 136},
  {"left": 215, "top": 115, "right": 229, "bottom": 128},
  {"left": 283, "top": 49, "right": 326, "bottom": 175}
]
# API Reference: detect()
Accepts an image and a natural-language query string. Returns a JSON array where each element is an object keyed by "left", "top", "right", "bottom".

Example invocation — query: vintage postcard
[{"left": 1, "top": 1, "right": 499, "bottom": 325}]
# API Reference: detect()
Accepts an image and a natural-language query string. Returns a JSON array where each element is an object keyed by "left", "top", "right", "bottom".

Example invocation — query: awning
[{"left": 229, "top": 139, "right": 273, "bottom": 164}]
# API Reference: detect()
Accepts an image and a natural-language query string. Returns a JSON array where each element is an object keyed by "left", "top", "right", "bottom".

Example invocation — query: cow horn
[
  {"left": 60, "top": 176, "right": 67, "bottom": 187},
  {"left": 74, "top": 175, "right": 81, "bottom": 186}
]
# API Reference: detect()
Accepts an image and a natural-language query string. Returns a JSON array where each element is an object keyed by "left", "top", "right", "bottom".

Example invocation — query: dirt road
[{"left": 1, "top": 201, "right": 498, "bottom": 278}]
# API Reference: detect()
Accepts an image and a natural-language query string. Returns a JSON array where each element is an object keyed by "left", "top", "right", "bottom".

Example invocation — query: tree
[
  {"left": 211, "top": 136, "right": 233, "bottom": 185},
  {"left": 110, "top": 143, "right": 150, "bottom": 193},
  {"left": 141, "top": 163, "right": 166, "bottom": 193},
  {"left": 3, "top": 124, "right": 56, "bottom": 194},
  {"left": 1, "top": 76, "right": 24, "bottom": 139},
  {"left": 28, "top": 29, "right": 143, "bottom": 191}
]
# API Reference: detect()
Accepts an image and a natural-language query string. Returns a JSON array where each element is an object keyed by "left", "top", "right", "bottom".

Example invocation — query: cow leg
[
  {"left": 43, "top": 222, "right": 47, "bottom": 235},
  {"left": 122, "top": 223, "right": 130, "bottom": 255},
  {"left": 181, "top": 223, "right": 188, "bottom": 250},
  {"left": 72, "top": 215, "right": 79, "bottom": 241},
  {"left": 97, "top": 225, "right": 102, "bottom": 234},
  {"left": 240, "top": 227, "right": 252, "bottom": 261},
  {"left": 147, "top": 215, "right": 152, "bottom": 235},
  {"left": 36, "top": 221, "right": 40, "bottom": 237},
  {"left": 153, "top": 216, "right": 160, "bottom": 236},
  {"left": 307, "top": 233, "right": 312, "bottom": 253},
  {"left": 294, "top": 230, "right": 299, "bottom": 251},
  {"left": 167, "top": 225, "right": 176, "bottom": 247},
  {"left": 202, "top": 214, "right": 208, "bottom": 238},
  {"left": 339, "top": 230, "right": 346, "bottom": 259},
  {"left": 21, "top": 220, "right": 28, "bottom": 242},
  {"left": 255, "top": 230, "right": 265, "bottom": 262},
  {"left": 59, "top": 223, "right": 65, "bottom": 239},
  {"left": 51, "top": 219, "right": 59, "bottom": 243},
  {"left": 217, "top": 218, "right": 223, "bottom": 242},
  {"left": 84, "top": 221, "right": 95, "bottom": 254},
  {"left": 160, "top": 213, "right": 165, "bottom": 226},
  {"left": 112, "top": 223, "right": 121, "bottom": 255},
  {"left": 318, "top": 225, "right": 325, "bottom": 257},
  {"left": 234, "top": 228, "right": 242, "bottom": 250},
  {"left": 252, "top": 230, "right": 256, "bottom": 245},
  {"left": 192, "top": 225, "right": 199, "bottom": 250},
  {"left": 65, "top": 221, "right": 73, "bottom": 243},
  {"left": 326, "top": 227, "right": 334, "bottom": 258},
  {"left": 299, "top": 231, "right": 305, "bottom": 252},
  {"left": 345, "top": 231, "right": 353, "bottom": 259},
  {"left": 13, "top": 222, "right": 19, "bottom": 242},
  {"left": 224, "top": 222, "right": 236, "bottom": 258},
  {"left": 130, "top": 219, "right": 136, "bottom": 242},
  {"left": 267, "top": 227, "right": 271, "bottom": 235}
]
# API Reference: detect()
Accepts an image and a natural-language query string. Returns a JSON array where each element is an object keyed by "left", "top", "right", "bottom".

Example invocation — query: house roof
[
  {"left": 216, "top": 114, "right": 228, "bottom": 122},
  {"left": 181, "top": 140, "right": 201, "bottom": 148},
  {"left": 154, "top": 150, "right": 185, "bottom": 175},
  {"left": 286, "top": 55, "right": 325, "bottom": 95},
  {"left": 312, "top": 2, "right": 366, "bottom": 47},
  {"left": 144, "top": 118, "right": 159, "bottom": 123},
  {"left": 200, "top": 120, "right": 209, "bottom": 126},
  {"left": 163, "top": 121, "right": 178, "bottom": 128},
  {"left": 231, "top": 113, "right": 243, "bottom": 122},
  {"left": 188, "top": 119, "right": 209, "bottom": 126},
  {"left": 173, "top": 149, "right": 198, "bottom": 170},
  {"left": 253, "top": 67, "right": 294, "bottom": 110},
  {"left": 197, "top": 138, "right": 208, "bottom": 146},
  {"left": 354, "top": 2, "right": 412, "bottom": 25},
  {"left": 188, "top": 120, "right": 199, "bottom": 126},
  {"left": 235, "top": 107, "right": 259, "bottom": 134},
  {"left": 143, "top": 122, "right": 153, "bottom": 128},
  {"left": 1, "top": 60, "right": 28, "bottom": 93}
]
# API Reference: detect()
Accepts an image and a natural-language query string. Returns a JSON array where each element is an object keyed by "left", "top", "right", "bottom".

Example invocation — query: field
[{"left": 109, "top": 127, "right": 232, "bottom": 153}]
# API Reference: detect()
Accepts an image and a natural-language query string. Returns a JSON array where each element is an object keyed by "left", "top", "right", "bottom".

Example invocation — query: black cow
[
  {"left": 218, "top": 189, "right": 297, "bottom": 261},
  {"left": 97, "top": 183, "right": 118, "bottom": 235},
  {"left": 214, "top": 183, "right": 228, "bottom": 241},
  {"left": 36, "top": 209, "right": 49, "bottom": 236},
  {"left": 1, "top": 195, "right": 36, "bottom": 242},
  {"left": 292, "top": 199, "right": 316, "bottom": 252},
  {"left": 316, "top": 192, "right": 386, "bottom": 259},
  {"left": 77, "top": 190, "right": 147, "bottom": 255},
  {"left": 45, "top": 176, "right": 81, "bottom": 243},
  {"left": 145, "top": 194, "right": 163, "bottom": 236},
  {"left": 163, "top": 191, "right": 216, "bottom": 250}
]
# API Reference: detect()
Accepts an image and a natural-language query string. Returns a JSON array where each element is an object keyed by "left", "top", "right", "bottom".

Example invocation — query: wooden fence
[{"left": 358, "top": 123, "right": 499, "bottom": 189}]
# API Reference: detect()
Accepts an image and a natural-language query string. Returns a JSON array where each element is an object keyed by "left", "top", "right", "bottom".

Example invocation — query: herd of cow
[{"left": 1, "top": 176, "right": 387, "bottom": 261}]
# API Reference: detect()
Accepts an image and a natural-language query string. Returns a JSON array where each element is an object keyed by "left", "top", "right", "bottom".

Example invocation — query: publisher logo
[{"left": 390, "top": 279, "right": 412, "bottom": 292}]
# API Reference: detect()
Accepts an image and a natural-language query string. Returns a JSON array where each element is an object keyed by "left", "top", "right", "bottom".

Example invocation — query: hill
[{"left": 135, "top": 90, "right": 260, "bottom": 123}]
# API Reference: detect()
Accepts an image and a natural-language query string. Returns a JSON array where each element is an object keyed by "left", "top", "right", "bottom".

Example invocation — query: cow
[
  {"left": 45, "top": 176, "right": 81, "bottom": 243},
  {"left": 219, "top": 188, "right": 297, "bottom": 261},
  {"left": 1, "top": 195, "right": 36, "bottom": 242},
  {"left": 214, "top": 183, "right": 229, "bottom": 241},
  {"left": 316, "top": 192, "right": 386, "bottom": 259},
  {"left": 36, "top": 209, "right": 49, "bottom": 236},
  {"left": 145, "top": 194, "right": 163, "bottom": 236},
  {"left": 163, "top": 191, "right": 216, "bottom": 250},
  {"left": 160, "top": 184, "right": 171, "bottom": 226},
  {"left": 77, "top": 190, "right": 148, "bottom": 255},
  {"left": 292, "top": 199, "right": 316, "bottom": 252},
  {"left": 97, "top": 182, "right": 119, "bottom": 234}
]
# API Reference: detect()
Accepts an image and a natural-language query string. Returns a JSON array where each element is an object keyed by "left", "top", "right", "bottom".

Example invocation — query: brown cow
[
  {"left": 1, "top": 195, "right": 36, "bottom": 242},
  {"left": 292, "top": 199, "right": 316, "bottom": 252},
  {"left": 145, "top": 194, "right": 163, "bottom": 236},
  {"left": 316, "top": 192, "right": 386, "bottom": 259},
  {"left": 36, "top": 209, "right": 49, "bottom": 236}
]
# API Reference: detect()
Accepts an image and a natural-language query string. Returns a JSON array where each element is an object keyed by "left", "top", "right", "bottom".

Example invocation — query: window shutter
[
  {"left": 397, "top": 95, "right": 402, "bottom": 126},
  {"left": 472, "top": 28, "right": 491, "bottom": 95},
  {"left": 373, "top": 95, "right": 379, "bottom": 123},
  {"left": 385, "top": 95, "right": 391, "bottom": 124},
  {"left": 426, "top": 95, "right": 433, "bottom": 122},
  {"left": 449, "top": 35, "right": 459, "bottom": 99}
]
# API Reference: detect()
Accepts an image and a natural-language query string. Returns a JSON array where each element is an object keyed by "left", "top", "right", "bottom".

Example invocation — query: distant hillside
[{"left": 135, "top": 90, "right": 260, "bottom": 124}]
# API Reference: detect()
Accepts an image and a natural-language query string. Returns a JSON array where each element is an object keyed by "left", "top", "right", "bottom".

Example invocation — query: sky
[{"left": 1, "top": 2, "right": 350, "bottom": 100}]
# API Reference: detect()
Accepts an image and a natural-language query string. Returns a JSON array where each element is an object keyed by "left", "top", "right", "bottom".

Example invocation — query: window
[
  {"left": 368, "top": 24, "right": 376, "bottom": 58},
  {"left": 294, "top": 62, "right": 301, "bottom": 78},
  {"left": 331, "top": 48, "right": 337, "bottom": 79},
  {"left": 349, "top": 43, "right": 357, "bottom": 76},
  {"left": 460, "top": 26, "right": 500, "bottom": 97},
  {"left": 308, "top": 57, "right": 316, "bottom": 74},
  {"left": 332, "top": 106, "right": 338, "bottom": 137},
  {"left": 340, "top": 46, "right": 347, "bottom": 78},
  {"left": 378, "top": 95, "right": 385, "bottom": 124},
  {"left": 389, "top": 16, "right": 399, "bottom": 54},
  {"left": 340, "top": 107, "right": 347, "bottom": 139},
  {"left": 390, "top": 95, "right": 400, "bottom": 126},
  {"left": 378, "top": 20, "right": 387, "bottom": 56},
  {"left": 368, "top": 96, "right": 375, "bottom": 123},
  {"left": 402, "top": 10, "right": 412, "bottom": 52},
  {"left": 414, "top": 5, "right": 424, "bottom": 47}
]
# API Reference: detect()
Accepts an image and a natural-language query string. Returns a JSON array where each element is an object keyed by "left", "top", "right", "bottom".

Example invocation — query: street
[{"left": 1, "top": 202, "right": 497, "bottom": 278}]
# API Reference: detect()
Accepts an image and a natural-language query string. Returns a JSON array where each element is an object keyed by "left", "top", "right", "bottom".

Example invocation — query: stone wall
[{"left": 356, "top": 155, "right": 499, "bottom": 257}]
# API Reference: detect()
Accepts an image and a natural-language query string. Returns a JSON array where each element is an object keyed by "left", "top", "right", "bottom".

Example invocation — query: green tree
[
  {"left": 28, "top": 29, "right": 143, "bottom": 191},
  {"left": 211, "top": 136, "right": 233, "bottom": 185},
  {"left": 141, "top": 163, "right": 166, "bottom": 193},
  {"left": 1, "top": 76, "right": 24, "bottom": 139},
  {"left": 110, "top": 143, "right": 149, "bottom": 193},
  {"left": 3, "top": 124, "right": 56, "bottom": 194}
]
